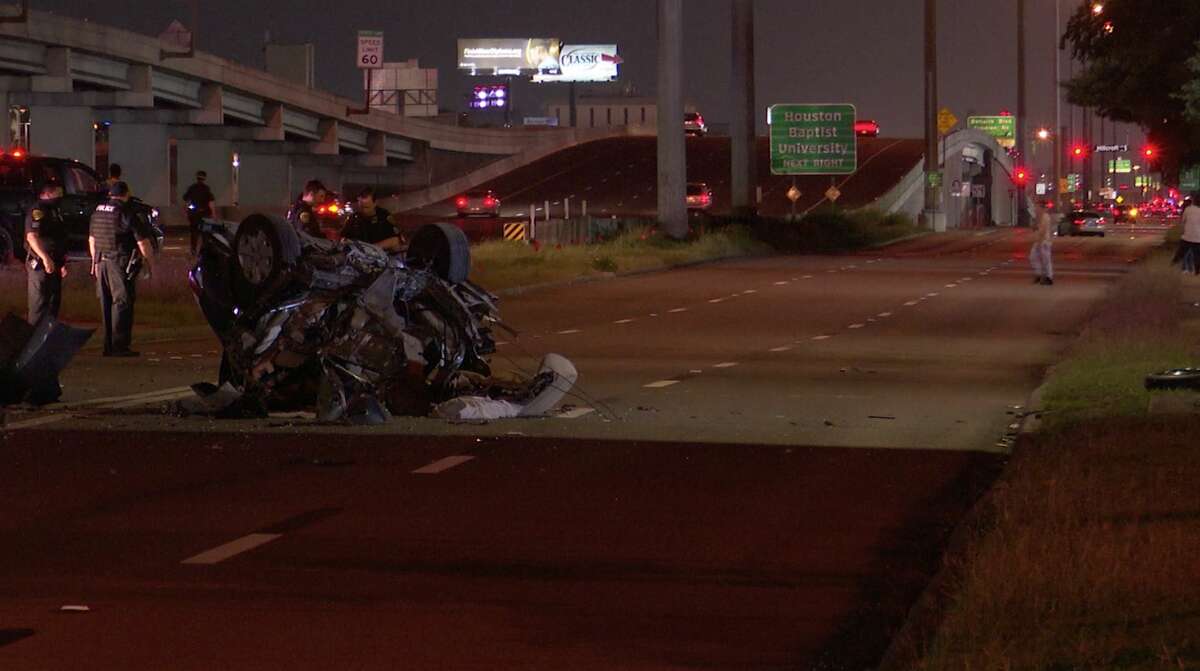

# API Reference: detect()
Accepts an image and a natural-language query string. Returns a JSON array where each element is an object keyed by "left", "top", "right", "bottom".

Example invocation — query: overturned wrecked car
[{"left": 187, "top": 215, "right": 575, "bottom": 424}]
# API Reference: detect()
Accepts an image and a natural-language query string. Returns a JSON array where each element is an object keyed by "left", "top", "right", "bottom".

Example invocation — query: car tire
[
  {"left": 1145, "top": 368, "right": 1200, "bottom": 391},
  {"left": 407, "top": 222, "right": 471, "bottom": 284},
  {"left": 231, "top": 214, "right": 302, "bottom": 311}
]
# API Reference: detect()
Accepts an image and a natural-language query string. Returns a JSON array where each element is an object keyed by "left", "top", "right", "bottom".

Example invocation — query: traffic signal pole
[
  {"left": 922, "top": 0, "right": 939, "bottom": 228},
  {"left": 1016, "top": 0, "right": 1029, "bottom": 225},
  {"left": 730, "top": 0, "right": 757, "bottom": 218},
  {"left": 657, "top": 0, "right": 687, "bottom": 239}
]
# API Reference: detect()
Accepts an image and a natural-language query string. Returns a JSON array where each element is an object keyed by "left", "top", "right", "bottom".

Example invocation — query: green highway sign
[
  {"left": 768, "top": 104, "right": 857, "bottom": 175},
  {"left": 1107, "top": 159, "right": 1132, "bottom": 174},
  {"left": 967, "top": 115, "right": 1016, "bottom": 148},
  {"left": 1182, "top": 165, "right": 1200, "bottom": 193}
]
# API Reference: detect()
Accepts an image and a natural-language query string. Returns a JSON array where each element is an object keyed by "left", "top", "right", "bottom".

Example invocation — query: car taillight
[
  {"left": 700, "top": 194, "right": 710, "bottom": 205},
  {"left": 1073, "top": 219, "right": 1085, "bottom": 225},
  {"left": 11, "top": 149, "right": 23, "bottom": 159},
  {"left": 484, "top": 197, "right": 497, "bottom": 207},
  {"left": 455, "top": 197, "right": 468, "bottom": 208},
  {"left": 326, "top": 204, "right": 340, "bottom": 215}
]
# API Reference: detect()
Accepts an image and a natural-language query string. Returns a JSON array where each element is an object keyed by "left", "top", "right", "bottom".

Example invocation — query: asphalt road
[{"left": 0, "top": 226, "right": 1162, "bottom": 669}]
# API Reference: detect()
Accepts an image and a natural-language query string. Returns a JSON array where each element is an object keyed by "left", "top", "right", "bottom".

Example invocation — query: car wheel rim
[{"left": 239, "top": 230, "right": 274, "bottom": 285}]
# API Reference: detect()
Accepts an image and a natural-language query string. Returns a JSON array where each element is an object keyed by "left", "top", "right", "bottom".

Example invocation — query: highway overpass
[{"left": 0, "top": 9, "right": 644, "bottom": 221}]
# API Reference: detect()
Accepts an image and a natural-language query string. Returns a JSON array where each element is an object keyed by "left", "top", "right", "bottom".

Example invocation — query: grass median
[{"left": 896, "top": 252, "right": 1200, "bottom": 670}]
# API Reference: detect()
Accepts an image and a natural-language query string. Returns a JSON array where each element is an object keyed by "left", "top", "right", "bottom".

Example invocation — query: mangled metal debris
[
  {"left": 187, "top": 217, "right": 575, "bottom": 423},
  {"left": 0, "top": 313, "right": 93, "bottom": 406}
]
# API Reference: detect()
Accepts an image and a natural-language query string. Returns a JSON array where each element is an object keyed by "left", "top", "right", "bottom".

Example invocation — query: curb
[{"left": 493, "top": 252, "right": 770, "bottom": 298}]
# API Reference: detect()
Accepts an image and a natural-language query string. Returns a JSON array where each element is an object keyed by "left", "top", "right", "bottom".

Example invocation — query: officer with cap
[
  {"left": 88, "top": 181, "right": 157, "bottom": 357},
  {"left": 342, "top": 186, "right": 405, "bottom": 252},
  {"left": 287, "top": 179, "right": 327, "bottom": 237},
  {"left": 24, "top": 179, "right": 69, "bottom": 325},
  {"left": 182, "top": 169, "right": 215, "bottom": 254}
]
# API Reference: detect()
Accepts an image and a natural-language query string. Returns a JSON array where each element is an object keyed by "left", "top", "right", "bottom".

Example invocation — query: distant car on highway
[
  {"left": 686, "top": 182, "right": 713, "bottom": 211},
  {"left": 455, "top": 190, "right": 501, "bottom": 218},
  {"left": 854, "top": 120, "right": 880, "bottom": 137},
  {"left": 684, "top": 112, "right": 707, "bottom": 137},
  {"left": 1113, "top": 204, "right": 1139, "bottom": 223},
  {"left": 1058, "top": 210, "right": 1107, "bottom": 237}
]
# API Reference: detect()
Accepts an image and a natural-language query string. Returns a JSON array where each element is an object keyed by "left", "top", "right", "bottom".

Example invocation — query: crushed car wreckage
[{"left": 186, "top": 216, "right": 576, "bottom": 424}]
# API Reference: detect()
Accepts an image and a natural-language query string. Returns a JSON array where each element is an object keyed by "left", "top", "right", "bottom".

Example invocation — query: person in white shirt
[
  {"left": 1180, "top": 196, "right": 1200, "bottom": 274},
  {"left": 1030, "top": 200, "right": 1055, "bottom": 286}
]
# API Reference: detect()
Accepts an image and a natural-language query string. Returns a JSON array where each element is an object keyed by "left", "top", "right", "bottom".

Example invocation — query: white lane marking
[
  {"left": 558, "top": 407, "right": 595, "bottom": 419},
  {"left": 613, "top": 318, "right": 636, "bottom": 324},
  {"left": 106, "top": 389, "right": 197, "bottom": 410},
  {"left": 4, "top": 414, "right": 73, "bottom": 430},
  {"left": 769, "top": 346, "right": 793, "bottom": 352},
  {"left": 742, "top": 289, "right": 758, "bottom": 294},
  {"left": 774, "top": 281, "right": 789, "bottom": 286},
  {"left": 926, "top": 292, "right": 940, "bottom": 297},
  {"left": 668, "top": 307, "right": 688, "bottom": 313},
  {"left": 877, "top": 312, "right": 893, "bottom": 318},
  {"left": 182, "top": 533, "right": 283, "bottom": 565},
  {"left": 961, "top": 277, "right": 974, "bottom": 282},
  {"left": 713, "top": 362, "right": 739, "bottom": 369},
  {"left": 848, "top": 323, "right": 866, "bottom": 329},
  {"left": 412, "top": 455, "right": 476, "bottom": 475},
  {"left": 904, "top": 301, "right": 920, "bottom": 307},
  {"left": 708, "top": 298, "right": 724, "bottom": 304},
  {"left": 826, "top": 269, "right": 837, "bottom": 274},
  {"left": 811, "top": 335, "right": 832, "bottom": 341},
  {"left": 555, "top": 329, "right": 582, "bottom": 335},
  {"left": 644, "top": 380, "right": 679, "bottom": 389},
  {"left": 648, "top": 313, "right": 659, "bottom": 317},
  {"left": 803, "top": 275, "right": 814, "bottom": 279},
  {"left": 65, "top": 386, "right": 193, "bottom": 408}
]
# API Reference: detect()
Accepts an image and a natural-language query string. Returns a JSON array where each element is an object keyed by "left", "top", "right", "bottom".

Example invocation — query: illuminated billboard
[
  {"left": 532, "top": 45, "right": 621, "bottom": 83},
  {"left": 458, "top": 38, "right": 562, "bottom": 76},
  {"left": 470, "top": 84, "right": 508, "bottom": 109}
]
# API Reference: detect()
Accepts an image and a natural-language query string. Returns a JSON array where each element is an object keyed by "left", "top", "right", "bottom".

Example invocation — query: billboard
[
  {"left": 458, "top": 38, "right": 562, "bottom": 76},
  {"left": 532, "top": 45, "right": 621, "bottom": 83}
]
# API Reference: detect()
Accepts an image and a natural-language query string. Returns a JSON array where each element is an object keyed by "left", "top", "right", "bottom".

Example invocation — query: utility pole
[
  {"left": 1016, "top": 0, "right": 1028, "bottom": 224},
  {"left": 1053, "top": 0, "right": 1063, "bottom": 209},
  {"left": 922, "top": 0, "right": 939, "bottom": 229},
  {"left": 730, "top": 0, "right": 757, "bottom": 218},
  {"left": 657, "top": 0, "right": 687, "bottom": 239}
]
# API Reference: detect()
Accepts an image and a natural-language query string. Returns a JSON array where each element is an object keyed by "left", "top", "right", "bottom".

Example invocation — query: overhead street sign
[
  {"left": 1107, "top": 159, "right": 1132, "bottom": 174},
  {"left": 937, "top": 107, "right": 958, "bottom": 136},
  {"left": 357, "top": 30, "right": 384, "bottom": 69},
  {"left": 768, "top": 104, "right": 857, "bottom": 176},
  {"left": 967, "top": 115, "right": 1016, "bottom": 148}
]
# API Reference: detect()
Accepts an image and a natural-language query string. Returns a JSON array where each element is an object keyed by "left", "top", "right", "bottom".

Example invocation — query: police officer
[
  {"left": 88, "top": 182, "right": 156, "bottom": 357},
  {"left": 287, "top": 179, "right": 328, "bottom": 237},
  {"left": 182, "top": 169, "right": 215, "bottom": 254},
  {"left": 24, "top": 180, "right": 68, "bottom": 325},
  {"left": 342, "top": 187, "right": 405, "bottom": 252}
]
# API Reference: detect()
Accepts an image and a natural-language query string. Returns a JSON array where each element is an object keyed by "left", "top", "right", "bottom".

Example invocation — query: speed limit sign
[{"left": 357, "top": 30, "right": 384, "bottom": 69}]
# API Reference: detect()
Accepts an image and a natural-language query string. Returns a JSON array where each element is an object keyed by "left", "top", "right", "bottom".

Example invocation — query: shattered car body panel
[{"left": 189, "top": 216, "right": 569, "bottom": 424}]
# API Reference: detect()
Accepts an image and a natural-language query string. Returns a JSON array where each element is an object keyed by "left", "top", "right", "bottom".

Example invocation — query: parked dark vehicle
[{"left": 0, "top": 152, "right": 162, "bottom": 263}]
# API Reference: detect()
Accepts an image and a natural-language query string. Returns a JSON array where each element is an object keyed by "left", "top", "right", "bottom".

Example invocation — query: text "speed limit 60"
[{"left": 357, "top": 30, "right": 384, "bottom": 69}]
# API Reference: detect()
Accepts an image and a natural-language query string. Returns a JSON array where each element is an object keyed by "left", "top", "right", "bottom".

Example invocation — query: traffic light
[
  {"left": 1143, "top": 145, "right": 1157, "bottom": 160},
  {"left": 1014, "top": 167, "right": 1029, "bottom": 186},
  {"left": 1072, "top": 144, "right": 1087, "bottom": 159}
]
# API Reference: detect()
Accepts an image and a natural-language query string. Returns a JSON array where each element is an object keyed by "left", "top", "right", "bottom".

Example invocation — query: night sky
[{"left": 31, "top": 0, "right": 1144, "bottom": 174}]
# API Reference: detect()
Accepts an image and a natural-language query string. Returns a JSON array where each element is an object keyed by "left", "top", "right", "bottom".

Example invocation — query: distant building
[
  {"left": 546, "top": 96, "right": 656, "bottom": 129},
  {"left": 365, "top": 60, "right": 438, "bottom": 118}
]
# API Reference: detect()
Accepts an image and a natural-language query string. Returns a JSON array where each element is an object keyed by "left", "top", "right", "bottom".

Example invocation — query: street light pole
[
  {"left": 922, "top": 0, "right": 939, "bottom": 228},
  {"left": 730, "top": 0, "right": 757, "bottom": 218},
  {"left": 1016, "top": 0, "right": 1028, "bottom": 224},
  {"left": 656, "top": 0, "right": 687, "bottom": 239},
  {"left": 1054, "top": 0, "right": 1063, "bottom": 209}
]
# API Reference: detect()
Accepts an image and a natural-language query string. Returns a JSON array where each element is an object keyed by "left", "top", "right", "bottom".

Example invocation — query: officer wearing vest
[
  {"left": 24, "top": 180, "right": 69, "bottom": 326},
  {"left": 342, "top": 186, "right": 405, "bottom": 252},
  {"left": 286, "top": 179, "right": 327, "bottom": 238},
  {"left": 88, "top": 181, "right": 156, "bottom": 357}
]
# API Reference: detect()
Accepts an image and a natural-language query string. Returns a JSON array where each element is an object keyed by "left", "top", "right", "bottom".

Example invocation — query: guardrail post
[
  {"left": 564, "top": 197, "right": 570, "bottom": 220},
  {"left": 544, "top": 200, "right": 551, "bottom": 224},
  {"left": 582, "top": 199, "right": 588, "bottom": 218}
]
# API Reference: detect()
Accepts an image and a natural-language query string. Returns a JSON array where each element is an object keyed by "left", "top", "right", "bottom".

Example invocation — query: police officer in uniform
[
  {"left": 342, "top": 187, "right": 405, "bottom": 252},
  {"left": 24, "top": 180, "right": 68, "bottom": 325},
  {"left": 88, "top": 182, "right": 156, "bottom": 357},
  {"left": 182, "top": 169, "right": 215, "bottom": 254},
  {"left": 287, "top": 179, "right": 328, "bottom": 237}
]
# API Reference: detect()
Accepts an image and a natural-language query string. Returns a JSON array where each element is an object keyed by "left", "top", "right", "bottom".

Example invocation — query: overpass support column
[
  {"left": 29, "top": 106, "right": 93, "bottom": 165},
  {"left": 32, "top": 47, "right": 71, "bottom": 93},
  {"left": 360, "top": 131, "right": 386, "bottom": 168},
  {"left": 190, "top": 83, "right": 224, "bottom": 125},
  {"left": 730, "top": 0, "right": 756, "bottom": 218},
  {"left": 313, "top": 119, "right": 338, "bottom": 155},
  {"left": 656, "top": 0, "right": 687, "bottom": 239},
  {"left": 108, "top": 123, "right": 171, "bottom": 206}
]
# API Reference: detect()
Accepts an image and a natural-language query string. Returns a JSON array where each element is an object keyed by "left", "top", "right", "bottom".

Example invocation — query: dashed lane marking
[
  {"left": 182, "top": 533, "right": 282, "bottom": 565},
  {"left": 412, "top": 456, "right": 476, "bottom": 475},
  {"left": 555, "top": 329, "right": 582, "bottom": 335},
  {"left": 774, "top": 281, "right": 789, "bottom": 286},
  {"left": 668, "top": 307, "right": 688, "bottom": 313},
  {"left": 944, "top": 284, "right": 958, "bottom": 288},
  {"left": 708, "top": 298, "right": 724, "bottom": 304},
  {"left": 613, "top": 318, "right": 636, "bottom": 324},
  {"left": 877, "top": 312, "right": 893, "bottom": 318},
  {"left": 803, "top": 275, "right": 814, "bottom": 279},
  {"left": 769, "top": 346, "right": 793, "bottom": 352},
  {"left": 811, "top": 335, "right": 832, "bottom": 341},
  {"left": 848, "top": 323, "right": 866, "bottom": 329},
  {"left": 904, "top": 301, "right": 920, "bottom": 307},
  {"left": 713, "top": 362, "right": 739, "bottom": 369},
  {"left": 644, "top": 380, "right": 680, "bottom": 389},
  {"left": 557, "top": 407, "right": 595, "bottom": 419}
]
